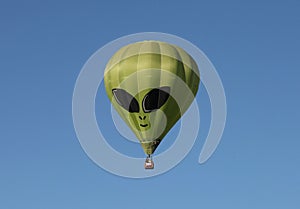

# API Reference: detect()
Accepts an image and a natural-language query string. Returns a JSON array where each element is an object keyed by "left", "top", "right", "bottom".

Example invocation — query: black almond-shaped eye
[
  {"left": 142, "top": 86, "right": 170, "bottom": 113},
  {"left": 112, "top": 89, "right": 139, "bottom": 113}
]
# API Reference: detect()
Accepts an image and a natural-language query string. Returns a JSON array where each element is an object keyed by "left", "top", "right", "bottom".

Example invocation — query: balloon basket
[{"left": 144, "top": 155, "right": 154, "bottom": 169}]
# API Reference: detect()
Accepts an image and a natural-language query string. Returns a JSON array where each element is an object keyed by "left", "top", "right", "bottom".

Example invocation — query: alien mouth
[{"left": 140, "top": 124, "right": 148, "bottom": 127}]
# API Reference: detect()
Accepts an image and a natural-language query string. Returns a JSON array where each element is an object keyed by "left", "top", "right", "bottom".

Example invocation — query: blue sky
[{"left": 1, "top": 0, "right": 299, "bottom": 208}]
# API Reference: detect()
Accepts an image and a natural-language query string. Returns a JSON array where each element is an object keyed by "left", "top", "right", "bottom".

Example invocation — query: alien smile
[{"left": 140, "top": 124, "right": 148, "bottom": 127}]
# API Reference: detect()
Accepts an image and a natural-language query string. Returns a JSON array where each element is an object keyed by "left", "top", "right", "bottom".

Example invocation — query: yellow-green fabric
[{"left": 104, "top": 41, "right": 200, "bottom": 155}]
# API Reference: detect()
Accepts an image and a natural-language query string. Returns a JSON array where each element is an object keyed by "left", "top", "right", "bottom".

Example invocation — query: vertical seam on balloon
[
  {"left": 177, "top": 48, "right": 196, "bottom": 116},
  {"left": 120, "top": 44, "right": 142, "bottom": 141},
  {"left": 136, "top": 42, "right": 146, "bottom": 141},
  {"left": 152, "top": 42, "right": 162, "bottom": 149},
  {"left": 170, "top": 45, "right": 185, "bottom": 121}
]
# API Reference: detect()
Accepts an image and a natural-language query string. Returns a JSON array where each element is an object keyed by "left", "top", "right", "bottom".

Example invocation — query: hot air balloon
[{"left": 104, "top": 41, "right": 200, "bottom": 169}]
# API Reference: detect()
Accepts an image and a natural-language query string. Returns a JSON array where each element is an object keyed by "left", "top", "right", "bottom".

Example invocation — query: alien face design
[{"left": 112, "top": 86, "right": 170, "bottom": 129}]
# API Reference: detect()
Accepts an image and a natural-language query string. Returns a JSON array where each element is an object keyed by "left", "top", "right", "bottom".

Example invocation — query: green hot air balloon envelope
[{"left": 104, "top": 40, "right": 200, "bottom": 169}]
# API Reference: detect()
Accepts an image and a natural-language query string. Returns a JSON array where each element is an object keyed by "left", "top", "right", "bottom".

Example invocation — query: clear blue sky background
[{"left": 1, "top": 0, "right": 299, "bottom": 208}]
